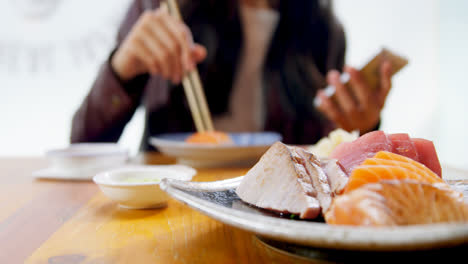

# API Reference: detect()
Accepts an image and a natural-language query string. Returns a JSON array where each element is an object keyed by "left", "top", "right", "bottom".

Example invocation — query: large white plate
[
  {"left": 160, "top": 168, "right": 468, "bottom": 252},
  {"left": 149, "top": 132, "right": 282, "bottom": 168}
]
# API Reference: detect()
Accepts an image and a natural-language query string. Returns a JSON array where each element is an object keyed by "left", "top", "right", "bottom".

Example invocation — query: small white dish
[
  {"left": 33, "top": 143, "right": 129, "bottom": 180},
  {"left": 93, "top": 165, "right": 196, "bottom": 209}
]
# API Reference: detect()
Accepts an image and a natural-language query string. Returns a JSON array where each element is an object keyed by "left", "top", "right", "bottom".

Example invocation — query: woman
[{"left": 71, "top": 0, "right": 391, "bottom": 150}]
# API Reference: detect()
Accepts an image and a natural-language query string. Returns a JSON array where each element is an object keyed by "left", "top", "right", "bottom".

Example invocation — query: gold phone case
[{"left": 359, "top": 48, "right": 409, "bottom": 91}]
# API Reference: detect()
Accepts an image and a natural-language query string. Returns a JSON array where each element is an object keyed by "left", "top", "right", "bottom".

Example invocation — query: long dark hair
[{"left": 178, "top": 0, "right": 339, "bottom": 115}]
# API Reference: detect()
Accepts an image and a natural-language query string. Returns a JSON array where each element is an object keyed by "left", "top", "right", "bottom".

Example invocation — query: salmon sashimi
[
  {"left": 360, "top": 159, "right": 439, "bottom": 184},
  {"left": 362, "top": 155, "right": 440, "bottom": 181},
  {"left": 185, "top": 131, "right": 233, "bottom": 145},
  {"left": 325, "top": 180, "right": 468, "bottom": 226},
  {"left": 346, "top": 165, "right": 444, "bottom": 193},
  {"left": 346, "top": 152, "right": 445, "bottom": 193},
  {"left": 373, "top": 151, "right": 441, "bottom": 178}
]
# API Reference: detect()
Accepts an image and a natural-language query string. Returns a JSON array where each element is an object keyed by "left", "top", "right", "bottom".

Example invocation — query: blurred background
[{"left": 0, "top": 0, "right": 467, "bottom": 170}]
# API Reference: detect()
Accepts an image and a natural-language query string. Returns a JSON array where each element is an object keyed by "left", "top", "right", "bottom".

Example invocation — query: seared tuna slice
[
  {"left": 236, "top": 142, "right": 321, "bottom": 219},
  {"left": 320, "top": 158, "right": 349, "bottom": 196},
  {"left": 294, "top": 148, "right": 333, "bottom": 213}
]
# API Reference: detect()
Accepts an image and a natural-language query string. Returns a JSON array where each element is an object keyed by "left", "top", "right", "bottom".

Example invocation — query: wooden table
[{"left": 0, "top": 153, "right": 316, "bottom": 264}]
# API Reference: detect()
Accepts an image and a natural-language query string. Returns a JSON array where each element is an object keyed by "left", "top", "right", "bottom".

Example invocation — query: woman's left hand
[{"left": 315, "top": 61, "right": 392, "bottom": 134}]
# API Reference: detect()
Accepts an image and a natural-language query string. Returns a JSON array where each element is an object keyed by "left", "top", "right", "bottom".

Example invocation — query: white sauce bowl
[{"left": 93, "top": 165, "right": 196, "bottom": 209}]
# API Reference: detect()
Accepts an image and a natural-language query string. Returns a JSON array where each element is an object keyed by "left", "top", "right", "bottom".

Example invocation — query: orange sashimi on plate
[
  {"left": 325, "top": 151, "right": 468, "bottom": 226},
  {"left": 345, "top": 151, "right": 445, "bottom": 193},
  {"left": 325, "top": 179, "right": 468, "bottom": 226},
  {"left": 185, "top": 131, "right": 233, "bottom": 145},
  {"left": 234, "top": 130, "right": 467, "bottom": 226}
]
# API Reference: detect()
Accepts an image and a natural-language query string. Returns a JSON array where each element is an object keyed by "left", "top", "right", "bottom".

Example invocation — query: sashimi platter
[{"left": 160, "top": 129, "right": 468, "bottom": 252}]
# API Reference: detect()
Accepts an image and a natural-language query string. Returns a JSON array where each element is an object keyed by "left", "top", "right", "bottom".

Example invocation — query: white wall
[
  {"left": 0, "top": 0, "right": 141, "bottom": 156},
  {"left": 334, "top": 0, "right": 440, "bottom": 138},
  {"left": 1, "top": 0, "right": 467, "bottom": 170},
  {"left": 335, "top": 0, "right": 468, "bottom": 169},
  {"left": 437, "top": 0, "right": 468, "bottom": 169}
]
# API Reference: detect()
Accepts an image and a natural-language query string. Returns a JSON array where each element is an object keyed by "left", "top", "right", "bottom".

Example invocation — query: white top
[{"left": 214, "top": 5, "right": 279, "bottom": 132}]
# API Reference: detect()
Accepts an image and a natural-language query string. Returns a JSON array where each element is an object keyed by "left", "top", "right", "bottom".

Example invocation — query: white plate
[
  {"left": 33, "top": 143, "right": 129, "bottom": 180},
  {"left": 160, "top": 166, "right": 468, "bottom": 252},
  {"left": 94, "top": 165, "right": 196, "bottom": 209},
  {"left": 149, "top": 132, "right": 282, "bottom": 168}
]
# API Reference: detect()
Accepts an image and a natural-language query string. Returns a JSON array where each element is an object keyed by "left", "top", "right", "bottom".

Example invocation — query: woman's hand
[
  {"left": 315, "top": 61, "right": 392, "bottom": 134},
  {"left": 111, "top": 5, "right": 207, "bottom": 83}
]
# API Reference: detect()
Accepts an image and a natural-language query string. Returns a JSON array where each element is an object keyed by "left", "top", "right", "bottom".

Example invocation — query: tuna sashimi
[
  {"left": 330, "top": 131, "right": 442, "bottom": 177},
  {"left": 330, "top": 131, "right": 392, "bottom": 176},
  {"left": 388, "top": 133, "right": 419, "bottom": 161},
  {"left": 236, "top": 142, "right": 321, "bottom": 219},
  {"left": 325, "top": 180, "right": 468, "bottom": 226},
  {"left": 412, "top": 138, "right": 442, "bottom": 177}
]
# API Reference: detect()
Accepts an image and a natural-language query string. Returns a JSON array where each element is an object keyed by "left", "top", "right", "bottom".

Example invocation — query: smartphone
[
  {"left": 317, "top": 48, "right": 408, "bottom": 102},
  {"left": 359, "top": 48, "right": 408, "bottom": 91},
  {"left": 314, "top": 48, "right": 408, "bottom": 108}
]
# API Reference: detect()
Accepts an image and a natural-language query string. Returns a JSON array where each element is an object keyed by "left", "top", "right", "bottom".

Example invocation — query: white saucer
[
  {"left": 33, "top": 143, "right": 129, "bottom": 181},
  {"left": 32, "top": 165, "right": 126, "bottom": 181}
]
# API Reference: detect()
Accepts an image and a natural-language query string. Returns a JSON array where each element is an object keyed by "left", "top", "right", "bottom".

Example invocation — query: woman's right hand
[{"left": 111, "top": 5, "right": 207, "bottom": 83}]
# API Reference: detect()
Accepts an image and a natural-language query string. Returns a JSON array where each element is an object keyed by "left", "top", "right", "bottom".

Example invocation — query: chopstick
[{"left": 165, "top": 0, "right": 214, "bottom": 133}]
